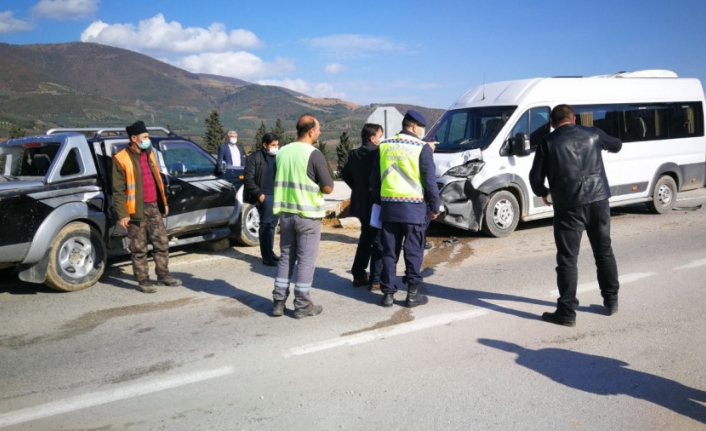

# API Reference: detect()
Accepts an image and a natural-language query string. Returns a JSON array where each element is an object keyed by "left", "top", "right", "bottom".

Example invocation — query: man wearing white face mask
[
  {"left": 244, "top": 133, "right": 281, "bottom": 265},
  {"left": 217, "top": 130, "right": 245, "bottom": 167},
  {"left": 113, "top": 120, "right": 181, "bottom": 293}
]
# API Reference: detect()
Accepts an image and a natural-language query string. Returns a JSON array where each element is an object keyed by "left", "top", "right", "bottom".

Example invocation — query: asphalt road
[{"left": 1, "top": 189, "right": 706, "bottom": 430}]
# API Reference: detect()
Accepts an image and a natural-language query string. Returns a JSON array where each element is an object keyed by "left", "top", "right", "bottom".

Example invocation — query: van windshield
[{"left": 426, "top": 106, "right": 517, "bottom": 153}]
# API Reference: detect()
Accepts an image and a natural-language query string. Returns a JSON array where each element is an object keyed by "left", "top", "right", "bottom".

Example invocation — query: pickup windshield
[
  {"left": 426, "top": 106, "right": 517, "bottom": 153},
  {"left": 0, "top": 142, "right": 61, "bottom": 177}
]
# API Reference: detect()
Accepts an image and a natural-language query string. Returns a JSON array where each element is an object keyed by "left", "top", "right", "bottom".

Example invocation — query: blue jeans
[{"left": 257, "top": 194, "right": 279, "bottom": 262}]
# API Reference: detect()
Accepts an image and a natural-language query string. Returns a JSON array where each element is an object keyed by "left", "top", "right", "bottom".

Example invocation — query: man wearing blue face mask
[
  {"left": 113, "top": 120, "right": 181, "bottom": 293},
  {"left": 243, "top": 132, "right": 281, "bottom": 265}
]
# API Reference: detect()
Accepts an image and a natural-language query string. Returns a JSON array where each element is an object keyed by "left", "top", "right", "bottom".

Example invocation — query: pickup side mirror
[
  {"left": 511, "top": 133, "right": 531, "bottom": 157},
  {"left": 216, "top": 160, "right": 227, "bottom": 174}
]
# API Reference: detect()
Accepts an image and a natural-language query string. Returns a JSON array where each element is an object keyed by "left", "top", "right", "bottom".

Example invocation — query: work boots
[
  {"left": 405, "top": 284, "right": 428, "bottom": 308},
  {"left": 381, "top": 293, "right": 394, "bottom": 307},
  {"left": 272, "top": 300, "right": 286, "bottom": 317}
]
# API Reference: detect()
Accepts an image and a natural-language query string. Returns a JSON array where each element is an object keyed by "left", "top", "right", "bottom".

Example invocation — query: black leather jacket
[
  {"left": 243, "top": 148, "right": 275, "bottom": 204},
  {"left": 529, "top": 124, "right": 622, "bottom": 210}
]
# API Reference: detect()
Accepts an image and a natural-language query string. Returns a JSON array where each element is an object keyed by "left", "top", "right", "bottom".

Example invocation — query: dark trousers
[
  {"left": 257, "top": 194, "right": 279, "bottom": 261},
  {"left": 351, "top": 220, "right": 383, "bottom": 284},
  {"left": 127, "top": 202, "right": 170, "bottom": 282},
  {"left": 380, "top": 222, "right": 425, "bottom": 294},
  {"left": 553, "top": 199, "right": 619, "bottom": 317}
]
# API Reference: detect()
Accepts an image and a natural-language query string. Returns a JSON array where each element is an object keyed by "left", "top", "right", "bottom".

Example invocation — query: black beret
[
  {"left": 404, "top": 110, "right": 427, "bottom": 127},
  {"left": 126, "top": 120, "right": 148, "bottom": 137}
]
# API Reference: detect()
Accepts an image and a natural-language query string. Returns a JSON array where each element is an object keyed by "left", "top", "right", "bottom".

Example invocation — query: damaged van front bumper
[{"left": 436, "top": 177, "right": 488, "bottom": 232}]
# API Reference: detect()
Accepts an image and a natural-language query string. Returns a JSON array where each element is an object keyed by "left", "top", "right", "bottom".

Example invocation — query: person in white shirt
[{"left": 217, "top": 130, "right": 245, "bottom": 167}]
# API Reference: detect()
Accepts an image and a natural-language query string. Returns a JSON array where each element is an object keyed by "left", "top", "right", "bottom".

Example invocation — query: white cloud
[
  {"left": 0, "top": 11, "right": 33, "bottom": 33},
  {"left": 174, "top": 51, "right": 294, "bottom": 81},
  {"left": 256, "top": 78, "right": 346, "bottom": 99},
  {"left": 306, "top": 34, "right": 403, "bottom": 57},
  {"left": 32, "top": 0, "right": 98, "bottom": 20},
  {"left": 80, "top": 14, "right": 261, "bottom": 54},
  {"left": 324, "top": 63, "right": 345, "bottom": 74}
]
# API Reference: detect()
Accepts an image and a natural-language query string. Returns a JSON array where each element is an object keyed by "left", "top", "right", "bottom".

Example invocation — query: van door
[{"left": 507, "top": 106, "right": 551, "bottom": 215}]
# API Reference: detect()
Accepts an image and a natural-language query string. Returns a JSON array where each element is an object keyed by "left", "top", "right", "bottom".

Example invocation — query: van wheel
[
  {"left": 234, "top": 203, "right": 260, "bottom": 246},
  {"left": 45, "top": 222, "right": 106, "bottom": 291},
  {"left": 481, "top": 191, "right": 520, "bottom": 238},
  {"left": 647, "top": 176, "right": 677, "bottom": 214}
]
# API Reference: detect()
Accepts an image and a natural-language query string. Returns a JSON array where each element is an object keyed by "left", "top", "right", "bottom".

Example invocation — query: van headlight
[{"left": 444, "top": 161, "right": 485, "bottom": 178}]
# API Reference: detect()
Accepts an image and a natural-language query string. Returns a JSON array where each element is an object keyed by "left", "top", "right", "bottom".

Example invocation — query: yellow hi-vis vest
[
  {"left": 113, "top": 149, "right": 167, "bottom": 215},
  {"left": 379, "top": 134, "right": 425, "bottom": 203},
  {"left": 273, "top": 142, "right": 325, "bottom": 218}
]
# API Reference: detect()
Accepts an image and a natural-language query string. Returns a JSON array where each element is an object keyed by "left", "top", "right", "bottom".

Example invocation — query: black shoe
[
  {"left": 263, "top": 259, "right": 278, "bottom": 267},
  {"left": 425, "top": 241, "right": 433, "bottom": 250},
  {"left": 605, "top": 301, "right": 619, "bottom": 316},
  {"left": 381, "top": 293, "right": 394, "bottom": 307},
  {"left": 352, "top": 274, "right": 369, "bottom": 287},
  {"left": 541, "top": 311, "right": 576, "bottom": 327},
  {"left": 272, "top": 300, "right": 286, "bottom": 317},
  {"left": 405, "top": 284, "right": 429, "bottom": 307},
  {"left": 271, "top": 255, "right": 280, "bottom": 262},
  {"left": 293, "top": 304, "right": 323, "bottom": 319}
]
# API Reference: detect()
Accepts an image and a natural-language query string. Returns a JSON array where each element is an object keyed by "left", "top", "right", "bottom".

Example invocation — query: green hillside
[{"left": 0, "top": 42, "right": 445, "bottom": 146}]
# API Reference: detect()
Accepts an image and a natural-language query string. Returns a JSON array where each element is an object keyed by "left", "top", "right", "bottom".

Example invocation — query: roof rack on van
[
  {"left": 46, "top": 127, "right": 173, "bottom": 137},
  {"left": 589, "top": 69, "right": 678, "bottom": 79}
]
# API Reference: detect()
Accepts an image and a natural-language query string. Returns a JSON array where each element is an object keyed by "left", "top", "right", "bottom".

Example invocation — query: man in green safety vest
[
  {"left": 371, "top": 110, "right": 442, "bottom": 308},
  {"left": 271, "top": 114, "right": 334, "bottom": 319}
]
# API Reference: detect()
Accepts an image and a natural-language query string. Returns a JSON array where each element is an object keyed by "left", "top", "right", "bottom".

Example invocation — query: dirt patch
[
  {"left": 0, "top": 298, "right": 200, "bottom": 349},
  {"left": 340, "top": 307, "right": 414, "bottom": 336},
  {"left": 106, "top": 360, "right": 176, "bottom": 384}
]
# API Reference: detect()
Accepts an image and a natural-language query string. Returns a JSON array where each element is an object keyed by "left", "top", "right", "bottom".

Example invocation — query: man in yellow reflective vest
[
  {"left": 272, "top": 114, "right": 334, "bottom": 319},
  {"left": 113, "top": 120, "right": 181, "bottom": 293},
  {"left": 371, "top": 110, "right": 441, "bottom": 307}
]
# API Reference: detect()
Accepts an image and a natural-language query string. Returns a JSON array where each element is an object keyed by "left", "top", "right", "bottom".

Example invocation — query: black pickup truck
[{"left": 0, "top": 127, "right": 252, "bottom": 291}]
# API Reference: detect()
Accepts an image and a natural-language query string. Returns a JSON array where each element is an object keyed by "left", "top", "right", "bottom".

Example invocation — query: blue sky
[{"left": 1, "top": 0, "right": 705, "bottom": 108}]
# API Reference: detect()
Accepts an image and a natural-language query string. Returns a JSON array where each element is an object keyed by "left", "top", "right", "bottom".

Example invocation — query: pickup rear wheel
[
  {"left": 45, "top": 222, "right": 106, "bottom": 291},
  {"left": 647, "top": 175, "right": 677, "bottom": 214},
  {"left": 481, "top": 191, "right": 520, "bottom": 238},
  {"left": 235, "top": 203, "right": 260, "bottom": 246}
]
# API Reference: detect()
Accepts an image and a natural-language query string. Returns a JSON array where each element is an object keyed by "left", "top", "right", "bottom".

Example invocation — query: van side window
[
  {"left": 509, "top": 107, "right": 550, "bottom": 151},
  {"left": 574, "top": 102, "right": 704, "bottom": 142}
]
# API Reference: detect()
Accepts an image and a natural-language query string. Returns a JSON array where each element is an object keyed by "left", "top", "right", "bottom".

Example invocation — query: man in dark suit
[
  {"left": 341, "top": 123, "right": 384, "bottom": 290},
  {"left": 217, "top": 130, "right": 245, "bottom": 167}
]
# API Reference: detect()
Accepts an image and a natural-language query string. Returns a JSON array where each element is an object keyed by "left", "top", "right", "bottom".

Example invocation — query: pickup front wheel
[
  {"left": 45, "top": 222, "right": 106, "bottom": 291},
  {"left": 235, "top": 203, "right": 260, "bottom": 246}
]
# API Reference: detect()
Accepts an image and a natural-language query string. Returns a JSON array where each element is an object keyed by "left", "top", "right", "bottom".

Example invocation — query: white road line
[
  {"left": 546, "top": 272, "right": 656, "bottom": 296},
  {"left": 675, "top": 258, "right": 706, "bottom": 270},
  {"left": 676, "top": 196, "right": 706, "bottom": 202},
  {"left": 0, "top": 366, "right": 235, "bottom": 429},
  {"left": 285, "top": 309, "right": 489, "bottom": 357}
]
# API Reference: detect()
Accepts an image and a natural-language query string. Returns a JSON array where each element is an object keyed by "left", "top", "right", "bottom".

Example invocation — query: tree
[
  {"left": 203, "top": 110, "right": 226, "bottom": 154},
  {"left": 315, "top": 140, "right": 335, "bottom": 179},
  {"left": 272, "top": 118, "right": 294, "bottom": 147},
  {"left": 8, "top": 124, "right": 27, "bottom": 139},
  {"left": 253, "top": 120, "right": 267, "bottom": 152},
  {"left": 335, "top": 131, "right": 353, "bottom": 179}
]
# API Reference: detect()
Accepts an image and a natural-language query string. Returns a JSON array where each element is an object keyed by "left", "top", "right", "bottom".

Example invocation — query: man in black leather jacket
[
  {"left": 529, "top": 104, "right": 622, "bottom": 327},
  {"left": 243, "top": 133, "right": 280, "bottom": 266}
]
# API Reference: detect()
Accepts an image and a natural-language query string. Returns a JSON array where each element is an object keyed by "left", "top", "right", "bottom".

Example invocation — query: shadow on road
[{"left": 479, "top": 338, "right": 706, "bottom": 425}]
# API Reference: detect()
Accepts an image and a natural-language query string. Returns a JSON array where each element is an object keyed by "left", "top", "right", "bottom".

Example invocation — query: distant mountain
[{"left": 0, "top": 42, "right": 445, "bottom": 145}]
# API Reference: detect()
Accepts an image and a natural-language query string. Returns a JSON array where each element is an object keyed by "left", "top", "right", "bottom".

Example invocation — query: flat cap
[
  {"left": 126, "top": 120, "right": 148, "bottom": 137},
  {"left": 403, "top": 110, "right": 427, "bottom": 127}
]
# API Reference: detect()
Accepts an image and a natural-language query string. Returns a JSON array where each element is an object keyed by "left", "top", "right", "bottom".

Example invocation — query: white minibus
[{"left": 428, "top": 69, "right": 706, "bottom": 237}]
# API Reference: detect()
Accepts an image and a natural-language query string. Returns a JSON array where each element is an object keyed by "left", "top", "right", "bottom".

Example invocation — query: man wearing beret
[
  {"left": 113, "top": 120, "right": 182, "bottom": 293},
  {"left": 371, "top": 110, "right": 441, "bottom": 307}
]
